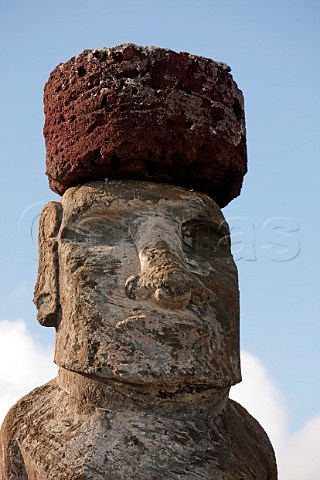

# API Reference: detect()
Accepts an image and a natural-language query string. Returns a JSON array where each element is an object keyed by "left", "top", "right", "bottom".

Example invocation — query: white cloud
[
  {"left": 0, "top": 321, "right": 319, "bottom": 480},
  {"left": 0, "top": 319, "right": 57, "bottom": 424},
  {"left": 231, "top": 350, "right": 320, "bottom": 480}
]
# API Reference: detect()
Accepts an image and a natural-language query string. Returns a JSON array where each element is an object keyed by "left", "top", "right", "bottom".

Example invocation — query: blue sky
[{"left": 0, "top": 0, "right": 319, "bottom": 475}]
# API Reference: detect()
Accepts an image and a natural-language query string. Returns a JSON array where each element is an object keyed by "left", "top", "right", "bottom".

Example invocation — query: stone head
[{"left": 34, "top": 180, "right": 241, "bottom": 388}]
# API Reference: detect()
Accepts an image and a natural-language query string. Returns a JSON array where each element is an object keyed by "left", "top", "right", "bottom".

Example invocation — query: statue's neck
[{"left": 57, "top": 367, "right": 229, "bottom": 418}]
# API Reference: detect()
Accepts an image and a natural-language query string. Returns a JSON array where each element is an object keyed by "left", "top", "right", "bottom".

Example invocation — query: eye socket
[
  {"left": 182, "top": 220, "right": 230, "bottom": 259},
  {"left": 61, "top": 218, "right": 132, "bottom": 246}
]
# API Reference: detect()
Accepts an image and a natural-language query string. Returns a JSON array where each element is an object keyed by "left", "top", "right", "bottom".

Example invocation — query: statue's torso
[{"left": 0, "top": 379, "right": 277, "bottom": 480}]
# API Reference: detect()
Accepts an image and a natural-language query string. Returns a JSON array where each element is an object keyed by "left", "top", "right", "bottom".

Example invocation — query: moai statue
[{"left": 0, "top": 44, "right": 277, "bottom": 479}]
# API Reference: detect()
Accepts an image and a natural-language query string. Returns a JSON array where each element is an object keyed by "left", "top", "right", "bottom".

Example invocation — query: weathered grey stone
[
  {"left": 0, "top": 182, "right": 277, "bottom": 479},
  {"left": 51, "top": 181, "right": 241, "bottom": 387}
]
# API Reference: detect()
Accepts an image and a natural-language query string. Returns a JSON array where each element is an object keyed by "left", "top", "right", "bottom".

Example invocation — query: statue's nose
[
  {"left": 153, "top": 268, "right": 207, "bottom": 309},
  {"left": 125, "top": 243, "right": 207, "bottom": 309}
]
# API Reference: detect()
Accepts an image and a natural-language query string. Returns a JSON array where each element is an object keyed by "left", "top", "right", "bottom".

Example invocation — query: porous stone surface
[
  {"left": 44, "top": 43, "right": 247, "bottom": 206},
  {"left": 0, "top": 182, "right": 277, "bottom": 479}
]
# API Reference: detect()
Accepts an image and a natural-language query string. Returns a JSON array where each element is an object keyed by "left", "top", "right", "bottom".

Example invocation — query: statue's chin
[
  {"left": 55, "top": 312, "right": 241, "bottom": 387},
  {"left": 57, "top": 355, "right": 241, "bottom": 388},
  {"left": 89, "top": 363, "right": 240, "bottom": 389},
  {"left": 100, "top": 313, "right": 240, "bottom": 387}
]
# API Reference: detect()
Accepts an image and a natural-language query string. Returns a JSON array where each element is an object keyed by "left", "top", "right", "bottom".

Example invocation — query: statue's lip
[{"left": 115, "top": 311, "right": 207, "bottom": 331}]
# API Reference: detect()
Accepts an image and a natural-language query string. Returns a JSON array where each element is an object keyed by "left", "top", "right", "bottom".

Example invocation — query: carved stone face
[{"left": 41, "top": 181, "right": 240, "bottom": 387}]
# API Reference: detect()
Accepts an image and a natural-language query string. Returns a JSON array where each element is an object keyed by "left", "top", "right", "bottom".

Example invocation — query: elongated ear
[{"left": 33, "top": 201, "right": 62, "bottom": 328}]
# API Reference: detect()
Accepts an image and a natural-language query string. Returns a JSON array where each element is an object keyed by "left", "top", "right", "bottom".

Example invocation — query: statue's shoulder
[
  {"left": 226, "top": 399, "right": 278, "bottom": 479},
  {"left": 1, "top": 379, "right": 57, "bottom": 436},
  {"left": 0, "top": 379, "right": 58, "bottom": 480}
]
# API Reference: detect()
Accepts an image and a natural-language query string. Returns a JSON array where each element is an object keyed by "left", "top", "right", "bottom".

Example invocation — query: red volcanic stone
[{"left": 44, "top": 43, "right": 247, "bottom": 206}]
